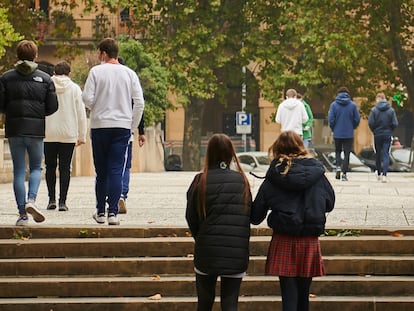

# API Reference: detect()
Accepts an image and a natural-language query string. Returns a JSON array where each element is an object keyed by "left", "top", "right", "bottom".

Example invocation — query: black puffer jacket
[
  {"left": 0, "top": 60, "right": 58, "bottom": 138},
  {"left": 186, "top": 167, "right": 252, "bottom": 275},
  {"left": 251, "top": 157, "right": 335, "bottom": 236}
]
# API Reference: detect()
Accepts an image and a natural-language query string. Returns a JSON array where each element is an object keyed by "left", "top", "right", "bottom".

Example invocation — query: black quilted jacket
[
  {"left": 0, "top": 60, "right": 58, "bottom": 138},
  {"left": 251, "top": 157, "right": 335, "bottom": 236},
  {"left": 186, "top": 167, "right": 252, "bottom": 275}
]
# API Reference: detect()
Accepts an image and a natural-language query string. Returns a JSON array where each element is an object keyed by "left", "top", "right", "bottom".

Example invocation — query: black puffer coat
[
  {"left": 0, "top": 60, "right": 58, "bottom": 138},
  {"left": 186, "top": 167, "right": 251, "bottom": 275},
  {"left": 251, "top": 157, "right": 335, "bottom": 236}
]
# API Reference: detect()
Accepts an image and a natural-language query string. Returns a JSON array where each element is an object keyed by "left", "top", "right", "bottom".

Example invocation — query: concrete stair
[{"left": 0, "top": 226, "right": 413, "bottom": 311}]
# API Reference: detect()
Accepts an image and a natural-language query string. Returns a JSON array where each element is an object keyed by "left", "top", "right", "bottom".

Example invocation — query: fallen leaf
[
  {"left": 148, "top": 293, "right": 162, "bottom": 300},
  {"left": 391, "top": 232, "right": 404, "bottom": 237},
  {"left": 151, "top": 275, "right": 161, "bottom": 280}
]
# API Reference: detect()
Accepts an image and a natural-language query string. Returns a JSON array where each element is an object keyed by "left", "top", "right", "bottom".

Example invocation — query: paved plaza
[{"left": 0, "top": 171, "right": 413, "bottom": 228}]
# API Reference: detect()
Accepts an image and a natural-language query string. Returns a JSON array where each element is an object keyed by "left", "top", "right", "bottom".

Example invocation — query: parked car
[
  {"left": 233, "top": 151, "right": 270, "bottom": 173},
  {"left": 358, "top": 146, "right": 413, "bottom": 172},
  {"left": 311, "top": 145, "right": 371, "bottom": 172}
]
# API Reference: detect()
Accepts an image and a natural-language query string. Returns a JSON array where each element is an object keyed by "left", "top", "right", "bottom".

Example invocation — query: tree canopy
[{"left": 1, "top": 0, "right": 414, "bottom": 168}]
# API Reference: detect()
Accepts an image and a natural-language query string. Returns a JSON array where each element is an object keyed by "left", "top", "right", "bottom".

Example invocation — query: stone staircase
[{"left": 0, "top": 226, "right": 413, "bottom": 311}]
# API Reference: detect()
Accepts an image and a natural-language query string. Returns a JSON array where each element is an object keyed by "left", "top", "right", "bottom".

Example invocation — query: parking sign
[{"left": 236, "top": 111, "right": 252, "bottom": 134}]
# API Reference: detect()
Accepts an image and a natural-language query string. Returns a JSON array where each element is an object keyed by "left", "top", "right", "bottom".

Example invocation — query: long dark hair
[
  {"left": 197, "top": 133, "right": 250, "bottom": 218},
  {"left": 268, "top": 131, "right": 310, "bottom": 175}
]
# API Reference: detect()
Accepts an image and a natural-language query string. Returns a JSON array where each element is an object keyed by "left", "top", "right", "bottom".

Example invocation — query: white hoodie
[
  {"left": 45, "top": 75, "right": 87, "bottom": 143},
  {"left": 275, "top": 97, "right": 309, "bottom": 135}
]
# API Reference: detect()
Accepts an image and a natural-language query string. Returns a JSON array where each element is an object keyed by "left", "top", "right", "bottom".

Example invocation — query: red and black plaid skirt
[{"left": 265, "top": 234, "right": 326, "bottom": 277}]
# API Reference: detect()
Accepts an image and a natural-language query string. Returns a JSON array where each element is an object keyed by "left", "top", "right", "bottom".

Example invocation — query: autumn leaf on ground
[
  {"left": 151, "top": 275, "right": 161, "bottom": 280},
  {"left": 391, "top": 232, "right": 404, "bottom": 237},
  {"left": 148, "top": 293, "right": 162, "bottom": 300}
]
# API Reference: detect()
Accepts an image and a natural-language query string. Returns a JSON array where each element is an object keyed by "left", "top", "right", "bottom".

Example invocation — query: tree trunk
[
  {"left": 182, "top": 97, "right": 205, "bottom": 171},
  {"left": 388, "top": 2, "right": 414, "bottom": 112}
]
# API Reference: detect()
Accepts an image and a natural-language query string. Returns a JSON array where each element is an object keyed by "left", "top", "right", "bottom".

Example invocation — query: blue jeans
[
  {"left": 91, "top": 128, "right": 130, "bottom": 215},
  {"left": 374, "top": 135, "right": 392, "bottom": 176},
  {"left": 122, "top": 142, "right": 133, "bottom": 198},
  {"left": 8, "top": 137, "right": 44, "bottom": 215}
]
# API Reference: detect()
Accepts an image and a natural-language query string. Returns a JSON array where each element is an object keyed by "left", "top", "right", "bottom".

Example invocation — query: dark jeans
[
  {"left": 44, "top": 142, "right": 75, "bottom": 204},
  {"left": 334, "top": 138, "right": 354, "bottom": 173},
  {"left": 122, "top": 141, "right": 133, "bottom": 198},
  {"left": 91, "top": 128, "right": 130, "bottom": 215},
  {"left": 279, "top": 276, "right": 313, "bottom": 311},
  {"left": 374, "top": 135, "right": 392, "bottom": 176},
  {"left": 195, "top": 273, "right": 242, "bottom": 311}
]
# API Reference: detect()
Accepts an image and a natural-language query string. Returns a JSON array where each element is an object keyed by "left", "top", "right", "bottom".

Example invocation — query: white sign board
[{"left": 236, "top": 111, "right": 251, "bottom": 134}]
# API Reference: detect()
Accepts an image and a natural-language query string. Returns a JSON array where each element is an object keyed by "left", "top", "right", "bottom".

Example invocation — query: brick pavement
[{"left": 0, "top": 171, "right": 413, "bottom": 228}]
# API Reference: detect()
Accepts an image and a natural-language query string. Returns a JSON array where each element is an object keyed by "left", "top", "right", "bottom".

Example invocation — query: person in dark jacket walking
[
  {"left": 368, "top": 93, "right": 398, "bottom": 183},
  {"left": 186, "top": 133, "right": 252, "bottom": 311},
  {"left": 251, "top": 131, "right": 335, "bottom": 311},
  {"left": 328, "top": 86, "right": 360, "bottom": 181},
  {"left": 0, "top": 40, "right": 58, "bottom": 226}
]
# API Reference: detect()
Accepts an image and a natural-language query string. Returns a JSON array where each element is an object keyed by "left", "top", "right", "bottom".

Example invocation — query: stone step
[
  {"left": 1, "top": 275, "right": 414, "bottom": 298},
  {"left": 1, "top": 226, "right": 413, "bottom": 239},
  {"left": 1, "top": 235, "right": 413, "bottom": 258},
  {"left": 0, "top": 296, "right": 413, "bottom": 311},
  {"left": 1, "top": 255, "right": 413, "bottom": 276}
]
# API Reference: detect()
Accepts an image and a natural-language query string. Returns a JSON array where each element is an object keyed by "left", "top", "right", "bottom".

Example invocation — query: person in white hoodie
[
  {"left": 275, "top": 89, "right": 309, "bottom": 137},
  {"left": 44, "top": 61, "right": 87, "bottom": 212}
]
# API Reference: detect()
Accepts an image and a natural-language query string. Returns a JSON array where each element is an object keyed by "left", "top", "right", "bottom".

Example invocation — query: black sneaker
[
  {"left": 58, "top": 203, "right": 68, "bottom": 211},
  {"left": 335, "top": 170, "right": 341, "bottom": 180},
  {"left": 47, "top": 201, "right": 57, "bottom": 210}
]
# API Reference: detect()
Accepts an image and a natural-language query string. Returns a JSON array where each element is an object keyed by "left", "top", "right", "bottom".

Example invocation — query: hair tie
[{"left": 220, "top": 161, "right": 227, "bottom": 169}]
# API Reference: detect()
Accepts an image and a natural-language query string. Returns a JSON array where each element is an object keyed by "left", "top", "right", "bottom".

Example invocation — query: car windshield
[
  {"left": 392, "top": 149, "right": 412, "bottom": 165},
  {"left": 256, "top": 155, "right": 270, "bottom": 165}
]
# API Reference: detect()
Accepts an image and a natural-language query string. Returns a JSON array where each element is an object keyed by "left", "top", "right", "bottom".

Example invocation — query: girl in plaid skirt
[{"left": 251, "top": 131, "right": 335, "bottom": 311}]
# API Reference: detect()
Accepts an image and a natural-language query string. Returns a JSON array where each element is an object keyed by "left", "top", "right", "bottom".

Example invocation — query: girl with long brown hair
[
  {"left": 252, "top": 131, "right": 335, "bottom": 311},
  {"left": 186, "top": 133, "right": 252, "bottom": 311}
]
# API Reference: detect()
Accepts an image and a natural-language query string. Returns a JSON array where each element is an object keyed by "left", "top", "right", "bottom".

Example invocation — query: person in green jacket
[{"left": 298, "top": 93, "right": 314, "bottom": 148}]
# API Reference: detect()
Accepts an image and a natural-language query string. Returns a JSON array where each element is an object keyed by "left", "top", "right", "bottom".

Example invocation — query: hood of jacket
[
  {"left": 375, "top": 100, "right": 391, "bottom": 111},
  {"left": 335, "top": 92, "right": 353, "bottom": 106},
  {"left": 14, "top": 60, "right": 38, "bottom": 75},
  {"left": 282, "top": 98, "right": 302, "bottom": 110},
  {"left": 265, "top": 157, "right": 325, "bottom": 191},
  {"left": 51, "top": 75, "right": 72, "bottom": 94}
]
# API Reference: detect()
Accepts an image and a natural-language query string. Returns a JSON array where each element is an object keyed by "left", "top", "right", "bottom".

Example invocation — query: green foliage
[
  {"left": 324, "top": 229, "right": 361, "bottom": 237},
  {"left": 118, "top": 38, "right": 172, "bottom": 126},
  {"left": 0, "top": 8, "right": 22, "bottom": 60},
  {"left": 0, "top": 0, "right": 44, "bottom": 70},
  {"left": 131, "top": 0, "right": 249, "bottom": 104}
]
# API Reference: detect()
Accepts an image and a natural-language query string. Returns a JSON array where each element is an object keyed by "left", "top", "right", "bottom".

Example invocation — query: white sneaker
[
  {"left": 108, "top": 213, "right": 120, "bottom": 225},
  {"left": 118, "top": 197, "right": 127, "bottom": 214},
  {"left": 25, "top": 202, "right": 45, "bottom": 223},
  {"left": 93, "top": 213, "right": 106, "bottom": 224},
  {"left": 381, "top": 175, "right": 387, "bottom": 183},
  {"left": 16, "top": 215, "right": 29, "bottom": 226}
]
